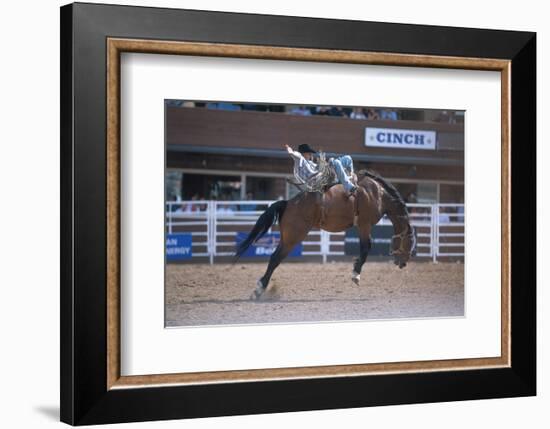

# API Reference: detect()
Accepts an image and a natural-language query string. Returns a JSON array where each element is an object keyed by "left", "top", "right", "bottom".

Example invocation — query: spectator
[
  {"left": 328, "top": 106, "right": 346, "bottom": 117},
  {"left": 366, "top": 108, "right": 380, "bottom": 120},
  {"left": 406, "top": 192, "right": 418, "bottom": 204},
  {"left": 439, "top": 211, "right": 451, "bottom": 224},
  {"left": 178, "top": 194, "right": 199, "bottom": 213},
  {"left": 315, "top": 106, "right": 330, "bottom": 116},
  {"left": 198, "top": 196, "right": 208, "bottom": 212},
  {"left": 380, "top": 109, "right": 398, "bottom": 120},
  {"left": 436, "top": 110, "right": 454, "bottom": 123},
  {"left": 350, "top": 107, "right": 366, "bottom": 120},
  {"left": 169, "top": 195, "right": 182, "bottom": 212},
  {"left": 216, "top": 194, "right": 237, "bottom": 214},
  {"left": 289, "top": 105, "right": 311, "bottom": 116}
]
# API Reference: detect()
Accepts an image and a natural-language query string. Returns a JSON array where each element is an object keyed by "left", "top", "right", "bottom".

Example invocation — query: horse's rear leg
[
  {"left": 251, "top": 244, "right": 289, "bottom": 300},
  {"left": 252, "top": 226, "right": 310, "bottom": 300},
  {"left": 352, "top": 227, "right": 372, "bottom": 285}
]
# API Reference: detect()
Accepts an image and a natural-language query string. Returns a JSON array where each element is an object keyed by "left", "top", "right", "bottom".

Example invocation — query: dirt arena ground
[{"left": 165, "top": 261, "right": 464, "bottom": 327}]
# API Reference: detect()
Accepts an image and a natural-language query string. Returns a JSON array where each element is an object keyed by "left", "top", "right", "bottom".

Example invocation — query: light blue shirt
[{"left": 288, "top": 150, "right": 319, "bottom": 184}]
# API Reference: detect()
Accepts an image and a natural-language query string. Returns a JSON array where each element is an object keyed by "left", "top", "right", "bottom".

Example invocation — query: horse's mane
[{"left": 357, "top": 169, "right": 408, "bottom": 211}]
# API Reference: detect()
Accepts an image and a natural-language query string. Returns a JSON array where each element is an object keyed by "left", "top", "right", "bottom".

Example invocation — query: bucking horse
[{"left": 235, "top": 158, "right": 416, "bottom": 300}]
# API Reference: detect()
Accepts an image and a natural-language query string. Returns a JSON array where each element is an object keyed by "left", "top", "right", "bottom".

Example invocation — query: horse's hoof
[
  {"left": 351, "top": 271, "right": 361, "bottom": 285},
  {"left": 250, "top": 281, "right": 265, "bottom": 301},
  {"left": 250, "top": 288, "right": 263, "bottom": 301}
]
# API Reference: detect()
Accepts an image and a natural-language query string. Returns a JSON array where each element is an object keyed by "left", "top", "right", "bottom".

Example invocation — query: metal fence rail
[{"left": 166, "top": 200, "right": 464, "bottom": 263}]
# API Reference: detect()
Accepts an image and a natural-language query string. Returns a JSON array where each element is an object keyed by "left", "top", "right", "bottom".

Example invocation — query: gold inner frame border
[{"left": 106, "top": 38, "right": 511, "bottom": 390}]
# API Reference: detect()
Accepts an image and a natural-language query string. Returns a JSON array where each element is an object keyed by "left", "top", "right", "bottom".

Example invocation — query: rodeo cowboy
[{"left": 285, "top": 143, "right": 357, "bottom": 195}]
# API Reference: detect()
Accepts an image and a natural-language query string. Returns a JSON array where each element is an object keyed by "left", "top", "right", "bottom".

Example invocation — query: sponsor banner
[
  {"left": 166, "top": 233, "right": 192, "bottom": 261},
  {"left": 365, "top": 127, "right": 437, "bottom": 150},
  {"left": 236, "top": 232, "right": 302, "bottom": 257}
]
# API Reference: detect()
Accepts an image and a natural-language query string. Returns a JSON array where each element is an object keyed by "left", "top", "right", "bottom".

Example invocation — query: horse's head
[{"left": 390, "top": 225, "right": 416, "bottom": 268}]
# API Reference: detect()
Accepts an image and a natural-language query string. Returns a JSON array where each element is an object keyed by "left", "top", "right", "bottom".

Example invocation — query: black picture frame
[{"left": 60, "top": 2, "right": 536, "bottom": 425}]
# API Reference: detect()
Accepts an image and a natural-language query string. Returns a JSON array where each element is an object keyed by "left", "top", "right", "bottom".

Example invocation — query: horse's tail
[{"left": 234, "top": 200, "right": 287, "bottom": 261}]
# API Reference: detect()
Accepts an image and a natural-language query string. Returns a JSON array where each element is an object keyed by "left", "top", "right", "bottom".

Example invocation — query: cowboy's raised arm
[{"left": 285, "top": 144, "right": 302, "bottom": 160}]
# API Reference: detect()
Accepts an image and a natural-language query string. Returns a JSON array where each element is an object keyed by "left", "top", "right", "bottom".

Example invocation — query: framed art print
[{"left": 60, "top": 2, "right": 536, "bottom": 425}]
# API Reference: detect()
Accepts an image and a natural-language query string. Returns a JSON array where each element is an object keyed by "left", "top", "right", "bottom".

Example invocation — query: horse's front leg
[{"left": 352, "top": 228, "right": 372, "bottom": 285}]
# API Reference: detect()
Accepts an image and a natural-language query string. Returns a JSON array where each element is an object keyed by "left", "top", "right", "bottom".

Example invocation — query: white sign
[{"left": 365, "top": 127, "right": 437, "bottom": 150}]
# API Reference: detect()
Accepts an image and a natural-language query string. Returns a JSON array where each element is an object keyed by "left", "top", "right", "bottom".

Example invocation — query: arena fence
[{"left": 166, "top": 200, "right": 464, "bottom": 264}]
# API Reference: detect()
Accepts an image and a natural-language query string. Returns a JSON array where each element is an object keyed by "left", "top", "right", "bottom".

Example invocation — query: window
[{"left": 245, "top": 176, "right": 286, "bottom": 200}]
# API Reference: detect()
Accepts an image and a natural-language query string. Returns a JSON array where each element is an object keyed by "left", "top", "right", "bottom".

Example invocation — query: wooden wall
[{"left": 166, "top": 107, "right": 464, "bottom": 163}]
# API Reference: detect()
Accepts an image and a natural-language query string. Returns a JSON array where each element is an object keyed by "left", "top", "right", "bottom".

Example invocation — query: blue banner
[
  {"left": 166, "top": 233, "right": 192, "bottom": 261},
  {"left": 236, "top": 232, "right": 302, "bottom": 257}
]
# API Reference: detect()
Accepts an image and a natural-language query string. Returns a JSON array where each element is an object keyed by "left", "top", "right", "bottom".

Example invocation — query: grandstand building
[{"left": 165, "top": 103, "right": 464, "bottom": 205}]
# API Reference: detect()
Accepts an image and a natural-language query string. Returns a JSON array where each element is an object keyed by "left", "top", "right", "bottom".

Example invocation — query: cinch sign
[
  {"left": 365, "top": 127, "right": 437, "bottom": 150},
  {"left": 166, "top": 233, "right": 192, "bottom": 261},
  {"left": 236, "top": 232, "right": 302, "bottom": 257}
]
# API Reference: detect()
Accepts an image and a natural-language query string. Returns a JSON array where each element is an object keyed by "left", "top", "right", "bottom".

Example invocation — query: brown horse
[{"left": 235, "top": 170, "right": 416, "bottom": 300}]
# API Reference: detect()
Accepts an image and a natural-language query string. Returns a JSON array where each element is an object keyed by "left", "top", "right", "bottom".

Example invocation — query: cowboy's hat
[{"left": 297, "top": 144, "right": 317, "bottom": 154}]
